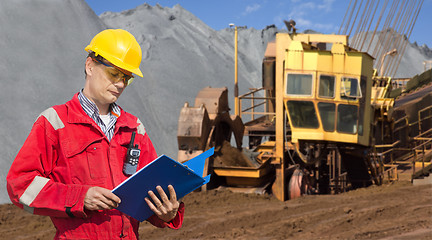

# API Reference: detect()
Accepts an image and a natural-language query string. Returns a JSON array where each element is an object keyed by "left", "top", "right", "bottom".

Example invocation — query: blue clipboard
[{"left": 112, "top": 148, "right": 214, "bottom": 221}]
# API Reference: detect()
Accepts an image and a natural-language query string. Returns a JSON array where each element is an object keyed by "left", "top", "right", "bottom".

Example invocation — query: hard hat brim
[{"left": 85, "top": 45, "right": 143, "bottom": 78}]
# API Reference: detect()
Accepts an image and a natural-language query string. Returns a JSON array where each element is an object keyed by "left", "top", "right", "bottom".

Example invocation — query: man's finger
[
  {"left": 95, "top": 188, "right": 120, "bottom": 209},
  {"left": 102, "top": 191, "right": 121, "bottom": 205},
  {"left": 156, "top": 186, "right": 169, "bottom": 203},
  {"left": 96, "top": 201, "right": 112, "bottom": 210},
  {"left": 99, "top": 196, "right": 119, "bottom": 209},
  {"left": 148, "top": 190, "right": 163, "bottom": 208},
  {"left": 167, "top": 185, "right": 177, "bottom": 202},
  {"left": 145, "top": 197, "right": 161, "bottom": 214}
]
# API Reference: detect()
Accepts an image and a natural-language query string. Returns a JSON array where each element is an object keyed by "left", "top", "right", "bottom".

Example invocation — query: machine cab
[{"left": 275, "top": 34, "right": 374, "bottom": 146}]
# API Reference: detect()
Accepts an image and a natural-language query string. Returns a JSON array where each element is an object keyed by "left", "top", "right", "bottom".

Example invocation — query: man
[{"left": 7, "top": 29, "right": 184, "bottom": 239}]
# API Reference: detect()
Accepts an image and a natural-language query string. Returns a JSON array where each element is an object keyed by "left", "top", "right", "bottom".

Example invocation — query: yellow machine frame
[{"left": 268, "top": 33, "right": 374, "bottom": 200}]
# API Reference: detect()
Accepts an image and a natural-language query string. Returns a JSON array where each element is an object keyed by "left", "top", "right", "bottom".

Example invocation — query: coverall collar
[{"left": 66, "top": 93, "right": 139, "bottom": 131}]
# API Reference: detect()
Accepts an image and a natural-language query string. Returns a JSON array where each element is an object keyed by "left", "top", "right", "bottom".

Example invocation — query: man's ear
[{"left": 85, "top": 57, "right": 94, "bottom": 77}]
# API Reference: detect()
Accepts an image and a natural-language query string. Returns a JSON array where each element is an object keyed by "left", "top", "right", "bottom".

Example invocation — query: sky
[{"left": 85, "top": 0, "right": 432, "bottom": 48}]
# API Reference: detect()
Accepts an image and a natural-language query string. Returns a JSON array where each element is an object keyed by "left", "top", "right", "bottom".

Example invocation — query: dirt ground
[{"left": 0, "top": 179, "right": 430, "bottom": 240}]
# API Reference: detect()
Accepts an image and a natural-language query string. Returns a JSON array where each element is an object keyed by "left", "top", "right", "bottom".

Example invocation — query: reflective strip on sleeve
[
  {"left": 38, "top": 107, "right": 65, "bottom": 130},
  {"left": 136, "top": 118, "right": 146, "bottom": 136},
  {"left": 19, "top": 176, "right": 50, "bottom": 213}
]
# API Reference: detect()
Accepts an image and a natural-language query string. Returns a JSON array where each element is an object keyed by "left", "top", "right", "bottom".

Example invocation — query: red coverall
[{"left": 7, "top": 93, "right": 184, "bottom": 239}]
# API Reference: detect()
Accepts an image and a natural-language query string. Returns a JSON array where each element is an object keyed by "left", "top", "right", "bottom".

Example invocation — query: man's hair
[{"left": 84, "top": 51, "right": 105, "bottom": 77}]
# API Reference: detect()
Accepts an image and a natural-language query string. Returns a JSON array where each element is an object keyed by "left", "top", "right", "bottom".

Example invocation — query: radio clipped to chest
[{"left": 123, "top": 132, "right": 140, "bottom": 175}]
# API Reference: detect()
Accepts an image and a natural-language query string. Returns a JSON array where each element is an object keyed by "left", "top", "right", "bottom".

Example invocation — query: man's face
[{"left": 84, "top": 57, "right": 132, "bottom": 108}]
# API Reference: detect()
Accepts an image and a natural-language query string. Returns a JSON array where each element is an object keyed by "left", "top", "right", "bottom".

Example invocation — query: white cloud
[
  {"left": 318, "top": 0, "right": 335, "bottom": 12},
  {"left": 296, "top": 18, "right": 313, "bottom": 28},
  {"left": 313, "top": 23, "right": 338, "bottom": 33},
  {"left": 243, "top": 3, "right": 261, "bottom": 15},
  {"left": 274, "top": 0, "right": 337, "bottom": 33}
]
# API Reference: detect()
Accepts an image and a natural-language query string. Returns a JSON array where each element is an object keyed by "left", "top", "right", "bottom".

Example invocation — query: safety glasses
[{"left": 93, "top": 58, "right": 134, "bottom": 86}]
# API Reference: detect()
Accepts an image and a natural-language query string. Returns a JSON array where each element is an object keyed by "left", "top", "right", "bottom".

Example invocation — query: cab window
[
  {"left": 287, "top": 101, "right": 319, "bottom": 128},
  {"left": 318, "top": 102, "right": 335, "bottom": 131},
  {"left": 341, "top": 77, "right": 362, "bottom": 99},
  {"left": 319, "top": 75, "right": 335, "bottom": 98},
  {"left": 286, "top": 74, "right": 313, "bottom": 96},
  {"left": 337, "top": 104, "right": 358, "bottom": 134}
]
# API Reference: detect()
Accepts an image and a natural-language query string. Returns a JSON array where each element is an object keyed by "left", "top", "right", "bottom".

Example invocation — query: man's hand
[
  {"left": 145, "top": 185, "right": 180, "bottom": 222},
  {"left": 84, "top": 186, "right": 121, "bottom": 211}
]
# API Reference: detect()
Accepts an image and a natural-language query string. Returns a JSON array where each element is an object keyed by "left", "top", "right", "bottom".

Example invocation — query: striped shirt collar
[{"left": 78, "top": 90, "right": 121, "bottom": 140}]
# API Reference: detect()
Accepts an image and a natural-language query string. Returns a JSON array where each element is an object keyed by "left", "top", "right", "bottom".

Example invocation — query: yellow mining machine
[{"left": 177, "top": 1, "right": 431, "bottom": 201}]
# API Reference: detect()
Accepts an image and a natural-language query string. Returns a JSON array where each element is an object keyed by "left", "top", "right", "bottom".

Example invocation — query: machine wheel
[{"left": 288, "top": 168, "right": 309, "bottom": 199}]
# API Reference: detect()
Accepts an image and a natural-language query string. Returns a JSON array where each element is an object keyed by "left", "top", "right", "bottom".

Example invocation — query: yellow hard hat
[{"left": 85, "top": 29, "right": 143, "bottom": 77}]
